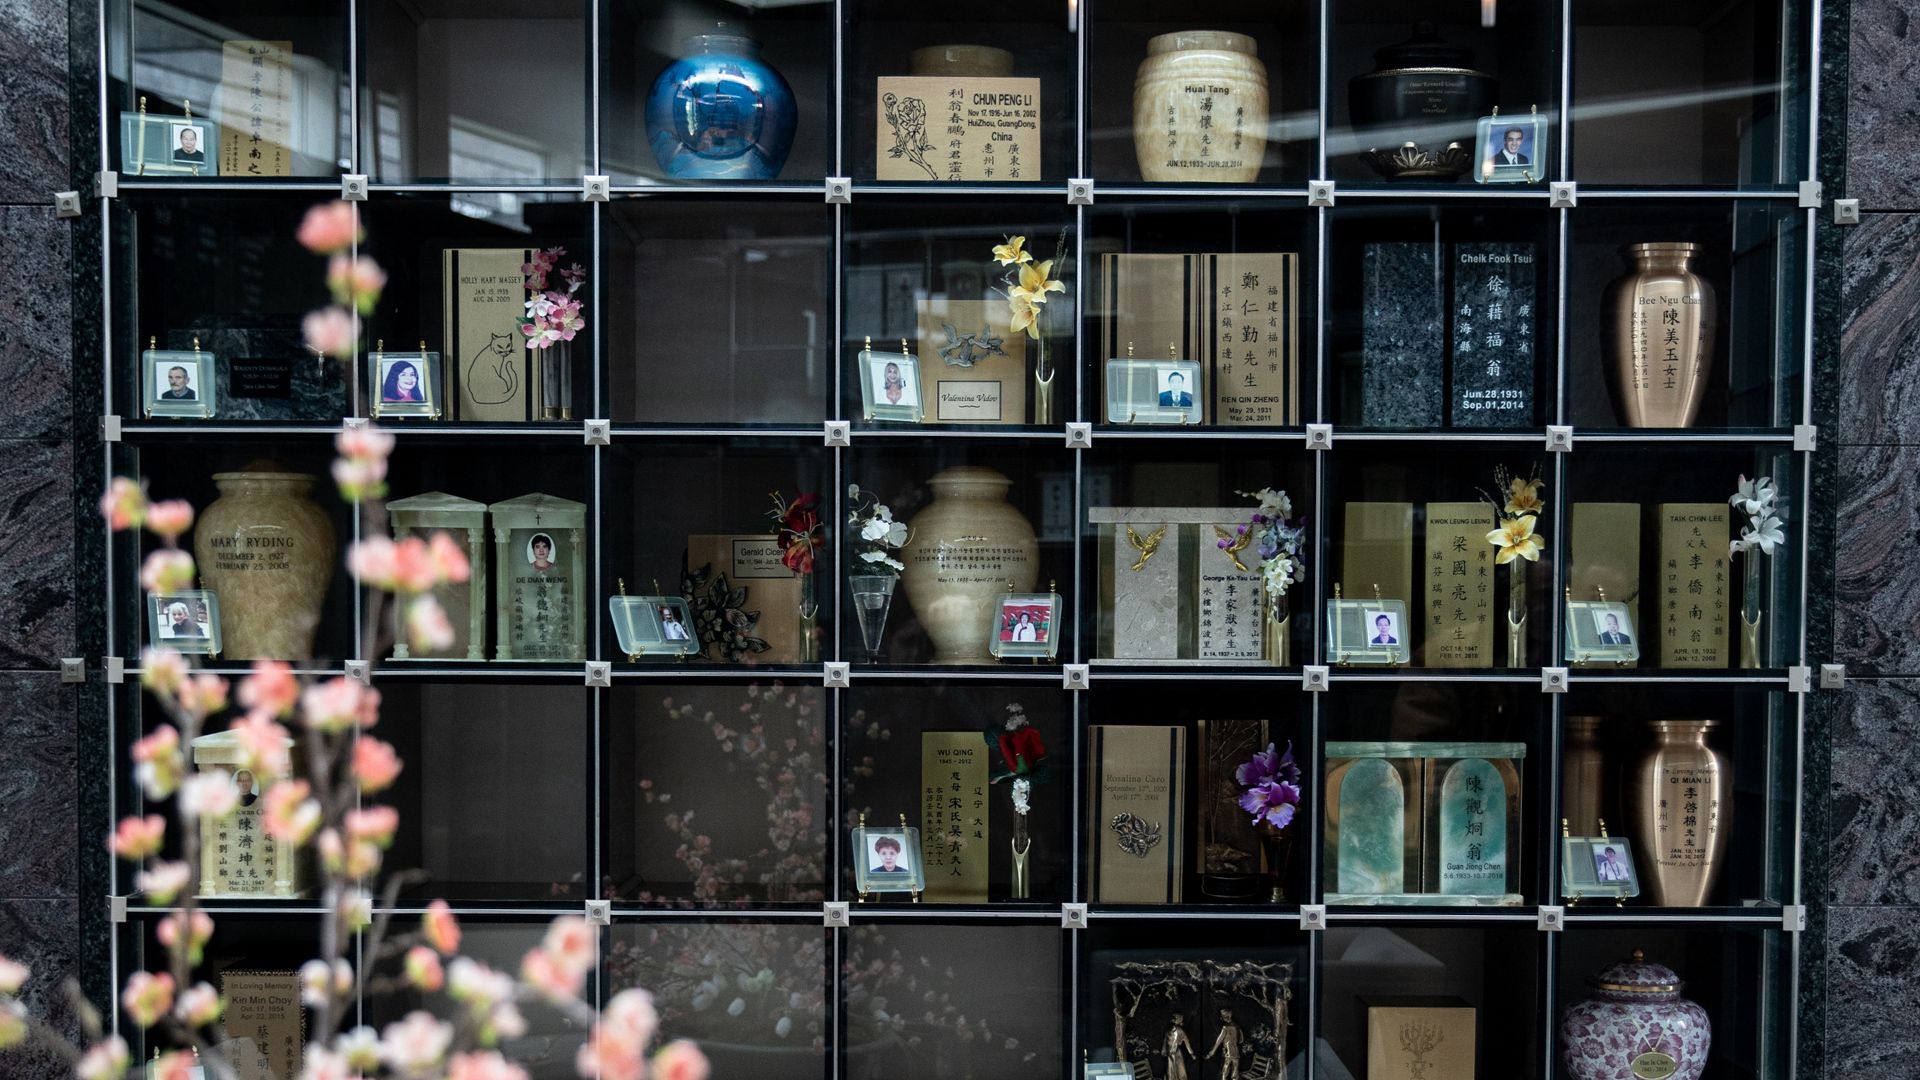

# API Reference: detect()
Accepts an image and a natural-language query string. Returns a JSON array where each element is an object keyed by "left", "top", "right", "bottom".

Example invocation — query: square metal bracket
[
  {"left": 825, "top": 177, "right": 852, "bottom": 204},
  {"left": 1299, "top": 904, "right": 1326, "bottom": 931},
  {"left": 104, "top": 656, "right": 126, "bottom": 684},
  {"left": 1062, "top": 903, "right": 1089, "bottom": 929},
  {"left": 110, "top": 894, "right": 128, "bottom": 924},
  {"left": 1782, "top": 904, "right": 1807, "bottom": 932},
  {"left": 1302, "top": 665, "right": 1330, "bottom": 692},
  {"left": 1549, "top": 182, "right": 1578, "bottom": 208},
  {"left": 101, "top": 414, "right": 122, "bottom": 442},
  {"left": 1542, "top": 667, "right": 1569, "bottom": 693},
  {"left": 345, "top": 660, "right": 371, "bottom": 685},
  {"left": 582, "top": 175, "right": 611, "bottom": 202},
  {"left": 54, "top": 191, "right": 82, "bottom": 219},
  {"left": 1537, "top": 905, "right": 1565, "bottom": 931},
  {"left": 1798, "top": 180, "right": 1824, "bottom": 209},
  {"left": 586, "top": 661, "right": 612, "bottom": 688},
  {"left": 1793, "top": 424, "right": 1818, "bottom": 452},
  {"left": 584, "top": 419, "right": 611, "bottom": 446},
  {"left": 342, "top": 416, "right": 370, "bottom": 431},
  {"left": 1063, "top": 663, "right": 1090, "bottom": 691},
  {"left": 1834, "top": 198, "right": 1861, "bottom": 226},
  {"left": 1787, "top": 665, "right": 1813, "bottom": 693},
  {"left": 585, "top": 899, "right": 611, "bottom": 925},
  {"left": 824, "top": 420, "right": 851, "bottom": 447},
  {"left": 824, "top": 901, "right": 851, "bottom": 928},
  {"left": 94, "top": 170, "right": 118, "bottom": 199},
  {"left": 60, "top": 658, "right": 84, "bottom": 683},
  {"left": 824, "top": 662, "right": 851, "bottom": 688},
  {"left": 1305, "top": 423, "right": 1333, "bottom": 451},
  {"left": 1067, "top": 178, "right": 1094, "bottom": 205},
  {"left": 1307, "top": 180, "right": 1335, "bottom": 207},
  {"left": 1546, "top": 425, "right": 1574, "bottom": 452},
  {"left": 341, "top": 174, "right": 370, "bottom": 201},
  {"left": 1065, "top": 422, "right": 1092, "bottom": 449},
  {"left": 1820, "top": 663, "right": 1846, "bottom": 690}
]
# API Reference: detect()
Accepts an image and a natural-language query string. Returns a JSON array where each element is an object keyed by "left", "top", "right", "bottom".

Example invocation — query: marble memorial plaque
[
  {"left": 1436, "top": 758, "right": 1507, "bottom": 895},
  {"left": 1335, "top": 757, "right": 1405, "bottom": 895},
  {"left": 1448, "top": 242, "right": 1536, "bottom": 427},
  {"left": 1362, "top": 244, "right": 1443, "bottom": 426},
  {"left": 1423, "top": 501, "right": 1494, "bottom": 668},
  {"left": 920, "top": 732, "right": 989, "bottom": 903},
  {"left": 165, "top": 328, "right": 344, "bottom": 422},
  {"left": 215, "top": 41, "right": 294, "bottom": 177},
  {"left": 1196, "top": 530, "right": 1265, "bottom": 660},
  {"left": 1109, "top": 519, "right": 1182, "bottom": 660},
  {"left": 220, "top": 970, "right": 303, "bottom": 1080},
  {"left": 1657, "top": 504, "right": 1731, "bottom": 668}
]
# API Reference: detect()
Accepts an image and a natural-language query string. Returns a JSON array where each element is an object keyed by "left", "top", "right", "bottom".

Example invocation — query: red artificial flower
[
  {"left": 773, "top": 493, "right": 824, "bottom": 575},
  {"left": 998, "top": 725, "right": 1046, "bottom": 774}
]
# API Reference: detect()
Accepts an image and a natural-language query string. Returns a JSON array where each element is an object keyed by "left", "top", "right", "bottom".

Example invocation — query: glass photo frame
[
  {"left": 851, "top": 824, "right": 925, "bottom": 895},
  {"left": 149, "top": 591, "right": 222, "bottom": 655},
  {"left": 989, "top": 591, "right": 1061, "bottom": 660},
  {"left": 1084, "top": 1066, "right": 1134, "bottom": 1079},
  {"left": 1565, "top": 600, "right": 1640, "bottom": 665},
  {"left": 858, "top": 345, "right": 924, "bottom": 423},
  {"left": 1474, "top": 113, "right": 1547, "bottom": 185},
  {"left": 369, "top": 350, "right": 442, "bottom": 420},
  {"left": 1325, "top": 598, "right": 1411, "bottom": 665},
  {"left": 143, "top": 348, "right": 217, "bottom": 418},
  {"left": 118, "top": 111, "right": 219, "bottom": 176},
  {"left": 608, "top": 595, "right": 701, "bottom": 659},
  {"left": 1561, "top": 835, "right": 1640, "bottom": 901},
  {"left": 1105, "top": 357, "right": 1203, "bottom": 425}
]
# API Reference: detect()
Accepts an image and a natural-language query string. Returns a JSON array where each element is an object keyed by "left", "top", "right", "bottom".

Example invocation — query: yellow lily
[
  {"left": 1486, "top": 514, "right": 1544, "bottom": 564},
  {"left": 1504, "top": 476, "right": 1545, "bottom": 516},
  {"left": 1009, "top": 293, "right": 1040, "bottom": 337},
  {"left": 992, "top": 235, "right": 1032, "bottom": 267},
  {"left": 1010, "top": 259, "right": 1065, "bottom": 306}
]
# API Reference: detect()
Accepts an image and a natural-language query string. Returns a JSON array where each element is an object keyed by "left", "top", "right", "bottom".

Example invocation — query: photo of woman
[
  {"left": 883, "top": 361, "right": 906, "bottom": 405},
  {"left": 381, "top": 359, "right": 425, "bottom": 403},
  {"left": 527, "top": 533, "right": 557, "bottom": 572}
]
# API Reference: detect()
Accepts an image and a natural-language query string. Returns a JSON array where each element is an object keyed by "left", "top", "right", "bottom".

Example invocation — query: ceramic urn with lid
[{"left": 1560, "top": 948, "right": 1711, "bottom": 1080}]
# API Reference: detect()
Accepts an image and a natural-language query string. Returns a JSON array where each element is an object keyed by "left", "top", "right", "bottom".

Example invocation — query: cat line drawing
[{"left": 465, "top": 331, "right": 519, "bottom": 405}]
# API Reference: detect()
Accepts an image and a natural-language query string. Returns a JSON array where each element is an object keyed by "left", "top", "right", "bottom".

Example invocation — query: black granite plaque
[
  {"left": 228, "top": 358, "right": 294, "bottom": 399},
  {"left": 1361, "top": 243, "right": 1444, "bottom": 426},
  {"left": 1448, "top": 243, "right": 1536, "bottom": 427},
  {"left": 166, "top": 328, "right": 346, "bottom": 421}
]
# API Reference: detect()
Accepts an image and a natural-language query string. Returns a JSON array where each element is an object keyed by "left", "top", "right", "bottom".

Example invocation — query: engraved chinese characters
[
  {"left": 1437, "top": 759, "right": 1507, "bottom": 896},
  {"left": 1424, "top": 502, "right": 1495, "bottom": 667},
  {"left": 1657, "top": 504, "right": 1731, "bottom": 668},
  {"left": 1132, "top": 31, "right": 1270, "bottom": 183},
  {"left": 1451, "top": 244, "right": 1536, "bottom": 426},
  {"left": 920, "top": 732, "right": 989, "bottom": 902},
  {"left": 192, "top": 732, "right": 300, "bottom": 898},
  {"left": 900, "top": 467, "right": 1038, "bottom": 664},
  {"left": 1605, "top": 243, "right": 1717, "bottom": 428},
  {"left": 489, "top": 493, "right": 586, "bottom": 661},
  {"left": 876, "top": 75, "right": 1039, "bottom": 181},
  {"left": 1629, "top": 720, "right": 1729, "bottom": 907}
]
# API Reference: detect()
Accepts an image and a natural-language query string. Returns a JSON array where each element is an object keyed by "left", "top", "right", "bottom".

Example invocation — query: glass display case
[{"left": 87, "top": 0, "right": 1822, "bottom": 1074}]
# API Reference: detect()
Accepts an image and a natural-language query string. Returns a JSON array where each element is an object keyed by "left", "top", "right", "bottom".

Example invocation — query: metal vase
[
  {"left": 1506, "top": 560, "right": 1527, "bottom": 667},
  {"left": 1604, "top": 242, "right": 1717, "bottom": 428},
  {"left": 1010, "top": 813, "right": 1032, "bottom": 900},
  {"left": 1263, "top": 605, "right": 1290, "bottom": 666},
  {"left": 1739, "top": 551, "right": 1764, "bottom": 669},
  {"left": 1628, "top": 719, "right": 1729, "bottom": 906},
  {"left": 1031, "top": 337, "right": 1055, "bottom": 425},
  {"left": 1562, "top": 716, "right": 1606, "bottom": 835}
]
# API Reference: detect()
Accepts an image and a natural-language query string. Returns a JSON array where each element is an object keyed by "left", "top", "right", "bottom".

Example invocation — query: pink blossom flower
[
  {"left": 575, "top": 1028, "right": 646, "bottom": 1080},
  {"left": 140, "top": 548, "right": 196, "bottom": 593},
  {"left": 176, "top": 673, "right": 230, "bottom": 717},
  {"left": 131, "top": 725, "right": 184, "bottom": 799},
  {"left": 353, "top": 736, "right": 403, "bottom": 793},
  {"left": 447, "top": 957, "right": 512, "bottom": 1013},
  {"left": 152, "top": 1052, "right": 198, "bottom": 1080},
  {"left": 345, "top": 805, "right": 399, "bottom": 847},
  {"left": 542, "top": 915, "right": 596, "bottom": 974},
  {"left": 327, "top": 254, "right": 388, "bottom": 314},
  {"left": 239, "top": 659, "right": 300, "bottom": 717},
  {"left": 390, "top": 538, "right": 439, "bottom": 592},
  {"left": 336, "top": 426, "right": 395, "bottom": 463},
  {"left": 341, "top": 889, "right": 374, "bottom": 930},
  {"left": 0, "top": 955, "right": 28, "bottom": 995},
  {"left": 449, "top": 1050, "right": 531, "bottom": 1080},
  {"left": 139, "top": 646, "right": 188, "bottom": 696},
  {"left": 298, "top": 1045, "right": 355, "bottom": 1080},
  {"left": 652, "top": 1039, "right": 711, "bottom": 1080},
  {"left": 263, "top": 780, "right": 322, "bottom": 845},
  {"left": 405, "top": 946, "right": 444, "bottom": 992},
  {"left": 520, "top": 945, "right": 583, "bottom": 1003},
  {"left": 379, "top": 1011, "right": 453, "bottom": 1074},
  {"left": 109, "top": 814, "right": 165, "bottom": 859},
  {"left": 423, "top": 899, "right": 461, "bottom": 955},
  {"left": 603, "top": 989, "right": 658, "bottom": 1046},
  {"left": 174, "top": 980, "right": 223, "bottom": 1026},
  {"left": 304, "top": 306, "right": 358, "bottom": 360},
  {"left": 484, "top": 1002, "right": 527, "bottom": 1043},
  {"left": 336, "top": 1026, "right": 381, "bottom": 1071},
  {"left": 405, "top": 596, "right": 457, "bottom": 652},
  {"left": 317, "top": 828, "right": 345, "bottom": 874},
  {"left": 299, "top": 959, "right": 353, "bottom": 1008},
  {"left": 136, "top": 860, "right": 191, "bottom": 904},
  {"left": 301, "top": 677, "right": 378, "bottom": 733},
  {"left": 122, "top": 970, "right": 175, "bottom": 1027},
  {"left": 156, "top": 910, "right": 214, "bottom": 965},
  {"left": 99, "top": 477, "right": 146, "bottom": 530},
  {"left": 426, "top": 530, "right": 472, "bottom": 582},
  {"left": 0, "top": 1000, "right": 24, "bottom": 1051},
  {"left": 144, "top": 499, "right": 195, "bottom": 541},
  {"left": 229, "top": 710, "right": 292, "bottom": 776},
  {"left": 75, "top": 1036, "right": 130, "bottom": 1080},
  {"left": 179, "top": 769, "right": 239, "bottom": 820},
  {"left": 297, "top": 201, "right": 362, "bottom": 254},
  {"left": 332, "top": 453, "right": 387, "bottom": 503},
  {"left": 347, "top": 536, "right": 398, "bottom": 588}
]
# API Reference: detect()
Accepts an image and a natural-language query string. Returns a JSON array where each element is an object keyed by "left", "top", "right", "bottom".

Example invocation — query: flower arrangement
[
  {"left": 519, "top": 246, "right": 587, "bottom": 349},
  {"left": 1227, "top": 488, "right": 1308, "bottom": 605},
  {"left": 846, "top": 485, "right": 909, "bottom": 575},
  {"left": 985, "top": 703, "right": 1053, "bottom": 899},
  {"left": 1234, "top": 742, "right": 1303, "bottom": 833},
  {"left": 1483, "top": 464, "right": 1546, "bottom": 565},
  {"left": 991, "top": 231, "right": 1069, "bottom": 417},
  {"left": 1728, "top": 475, "right": 1785, "bottom": 559},
  {"left": 767, "top": 491, "right": 824, "bottom": 576}
]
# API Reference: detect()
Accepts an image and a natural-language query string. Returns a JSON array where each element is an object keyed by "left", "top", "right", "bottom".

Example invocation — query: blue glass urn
[{"left": 645, "top": 31, "right": 797, "bottom": 180}]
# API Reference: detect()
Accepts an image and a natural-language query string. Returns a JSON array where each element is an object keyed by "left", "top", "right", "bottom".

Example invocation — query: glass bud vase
[
  {"left": 539, "top": 341, "right": 572, "bottom": 420},
  {"left": 849, "top": 573, "right": 897, "bottom": 661}
]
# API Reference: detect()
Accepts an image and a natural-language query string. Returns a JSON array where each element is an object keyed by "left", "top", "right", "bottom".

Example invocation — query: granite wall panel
[
  {"left": 1828, "top": 903, "right": 1920, "bottom": 1078},
  {"left": 1838, "top": 214, "right": 1920, "bottom": 445},
  {"left": 1847, "top": 0, "right": 1920, "bottom": 210}
]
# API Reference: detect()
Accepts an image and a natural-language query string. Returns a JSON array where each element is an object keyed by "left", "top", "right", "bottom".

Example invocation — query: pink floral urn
[{"left": 1560, "top": 949, "right": 1711, "bottom": 1080}]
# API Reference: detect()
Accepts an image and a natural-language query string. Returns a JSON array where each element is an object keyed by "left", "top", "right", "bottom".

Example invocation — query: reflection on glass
[
  {"left": 845, "top": 924, "right": 1060, "bottom": 1080},
  {"left": 1322, "top": 927, "right": 1540, "bottom": 1079}
]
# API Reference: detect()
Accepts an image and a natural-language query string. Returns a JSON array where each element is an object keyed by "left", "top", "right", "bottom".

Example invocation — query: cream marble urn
[
  {"left": 900, "top": 466, "right": 1038, "bottom": 664},
  {"left": 193, "top": 469, "right": 336, "bottom": 661},
  {"left": 1132, "top": 30, "right": 1270, "bottom": 183}
]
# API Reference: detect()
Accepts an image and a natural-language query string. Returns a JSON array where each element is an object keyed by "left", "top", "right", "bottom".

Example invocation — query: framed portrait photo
[
  {"left": 1561, "top": 835, "right": 1641, "bottom": 901},
  {"left": 143, "top": 348, "right": 217, "bottom": 418},
  {"left": 608, "top": 594, "right": 701, "bottom": 659},
  {"left": 369, "top": 350, "right": 442, "bottom": 420},
  {"left": 1105, "top": 357, "right": 1203, "bottom": 425},
  {"left": 858, "top": 344, "right": 924, "bottom": 423},
  {"left": 1474, "top": 113, "right": 1547, "bottom": 185},
  {"left": 1084, "top": 1065, "right": 1134, "bottom": 1079},
  {"left": 989, "top": 591, "right": 1061, "bottom": 660},
  {"left": 1565, "top": 600, "right": 1639, "bottom": 665},
  {"left": 1324, "top": 598, "right": 1411, "bottom": 665},
  {"left": 119, "top": 110, "right": 219, "bottom": 176},
  {"left": 851, "top": 825, "right": 925, "bottom": 895},
  {"left": 149, "top": 591, "right": 222, "bottom": 655}
]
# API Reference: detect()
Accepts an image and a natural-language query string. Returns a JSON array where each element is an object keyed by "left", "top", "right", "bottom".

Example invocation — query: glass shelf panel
[{"left": 120, "top": 918, "right": 328, "bottom": 1073}]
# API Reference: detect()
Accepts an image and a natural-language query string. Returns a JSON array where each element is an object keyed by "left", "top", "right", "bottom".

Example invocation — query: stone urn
[
  {"left": 1560, "top": 948, "right": 1711, "bottom": 1080},
  {"left": 193, "top": 469, "right": 336, "bottom": 661},
  {"left": 1132, "top": 30, "right": 1269, "bottom": 182},
  {"left": 899, "top": 466, "right": 1037, "bottom": 664}
]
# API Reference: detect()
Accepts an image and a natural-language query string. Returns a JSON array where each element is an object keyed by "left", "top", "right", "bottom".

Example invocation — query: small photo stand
[
  {"left": 1325, "top": 598, "right": 1411, "bottom": 665},
  {"left": 1562, "top": 835, "right": 1640, "bottom": 903},
  {"left": 118, "top": 104, "right": 218, "bottom": 177},
  {"left": 1084, "top": 1065, "right": 1134, "bottom": 1079},
  {"left": 858, "top": 341, "right": 923, "bottom": 423},
  {"left": 990, "top": 591, "right": 1061, "bottom": 660},
  {"left": 1474, "top": 112, "right": 1547, "bottom": 185},
  {"left": 608, "top": 595, "right": 701, "bottom": 659},
  {"left": 143, "top": 345, "right": 217, "bottom": 418},
  {"left": 852, "top": 818, "right": 925, "bottom": 898},
  {"left": 1565, "top": 600, "right": 1639, "bottom": 665},
  {"left": 369, "top": 348, "right": 442, "bottom": 420},
  {"left": 150, "top": 591, "right": 222, "bottom": 655},
  {"left": 1105, "top": 357, "right": 1202, "bottom": 425}
]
